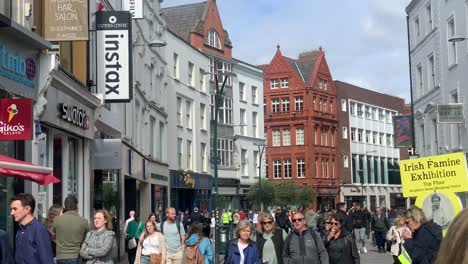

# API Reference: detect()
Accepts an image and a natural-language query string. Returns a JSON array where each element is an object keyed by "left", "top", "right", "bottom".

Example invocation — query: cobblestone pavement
[{"left": 360, "top": 246, "right": 395, "bottom": 264}]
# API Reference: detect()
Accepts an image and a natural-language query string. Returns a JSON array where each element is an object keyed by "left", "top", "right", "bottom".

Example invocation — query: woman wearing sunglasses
[
  {"left": 320, "top": 216, "right": 333, "bottom": 243},
  {"left": 324, "top": 213, "right": 360, "bottom": 264},
  {"left": 256, "top": 212, "right": 288, "bottom": 264}
]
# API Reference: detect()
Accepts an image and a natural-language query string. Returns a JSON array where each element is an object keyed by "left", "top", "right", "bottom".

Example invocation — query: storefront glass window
[
  {"left": 68, "top": 138, "right": 78, "bottom": 195},
  {"left": 36, "top": 130, "right": 50, "bottom": 223},
  {"left": 53, "top": 136, "right": 63, "bottom": 205}
]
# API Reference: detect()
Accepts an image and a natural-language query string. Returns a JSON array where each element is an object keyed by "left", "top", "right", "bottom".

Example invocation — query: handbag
[{"left": 150, "top": 253, "right": 162, "bottom": 264}]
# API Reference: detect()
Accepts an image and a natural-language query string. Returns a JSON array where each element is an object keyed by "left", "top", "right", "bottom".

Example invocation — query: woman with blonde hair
[
  {"left": 256, "top": 212, "right": 287, "bottom": 264},
  {"left": 80, "top": 210, "right": 115, "bottom": 264},
  {"left": 386, "top": 215, "right": 410, "bottom": 264},
  {"left": 46, "top": 204, "right": 63, "bottom": 258},
  {"left": 134, "top": 220, "right": 166, "bottom": 264},
  {"left": 402, "top": 206, "right": 442, "bottom": 264},
  {"left": 435, "top": 208, "right": 468, "bottom": 264},
  {"left": 225, "top": 220, "right": 261, "bottom": 264}
]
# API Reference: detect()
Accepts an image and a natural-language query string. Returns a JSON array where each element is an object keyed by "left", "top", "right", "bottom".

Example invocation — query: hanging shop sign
[
  {"left": 58, "top": 103, "right": 90, "bottom": 130},
  {"left": 393, "top": 115, "right": 413, "bottom": 148},
  {"left": 96, "top": 11, "right": 133, "bottom": 102},
  {"left": 122, "top": 0, "right": 143, "bottom": 19},
  {"left": 43, "top": 0, "right": 89, "bottom": 41},
  {"left": 0, "top": 98, "right": 33, "bottom": 140},
  {"left": 400, "top": 152, "right": 468, "bottom": 197}
]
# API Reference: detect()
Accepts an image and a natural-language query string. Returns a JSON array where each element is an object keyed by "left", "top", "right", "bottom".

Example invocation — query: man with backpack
[
  {"left": 283, "top": 212, "right": 329, "bottom": 264},
  {"left": 158, "top": 207, "right": 186, "bottom": 264}
]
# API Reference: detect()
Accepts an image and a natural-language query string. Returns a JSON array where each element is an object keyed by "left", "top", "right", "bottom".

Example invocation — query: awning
[{"left": 0, "top": 155, "right": 60, "bottom": 185}]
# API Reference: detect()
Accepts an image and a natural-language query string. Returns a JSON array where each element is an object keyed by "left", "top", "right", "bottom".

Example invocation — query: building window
[
  {"left": 284, "top": 159, "right": 292, "bottom": 178},
  {"left": 366, "top": 130, "right": 371, "bottom": 143},
  {"left": 357, "top": 104, "right": 363, "bottom": 117},
  {"left": 199, "top": 69, "right": 206, "bottom": 92},
  {"left": 315, "top": 158, "right": 319, "bottom": 177},
  {"left": 187, "top": 140, "right": 192, "bottom": 170},
  {"left": 200, "top": 103, "right": 206, "bottom": 130},
  {"left": 295, "top": 97, "right": 303, "bottom": 111},
  {"left": 297, "top": 159, "right": 305, "bottom": 178},
  {"left": 321, "top": 160, "right": 325, "bottom": 178},
  {"left": 343, "top": 155, "right": 349, "bottom": 168},
  {"left": 281, "top": 78, "right": 289, "bottom": 88},
  {"left": 325, "top": 160, "right": 329, "bottom": 177},
  {"left": 241, "top": 149, "right": 248, "bottom": 176},
  {"left": 177, "top": 138, "right": 183, "bottom": 168},
  {"left": 379, "top": 109, "right": 385, "bottom": 121},
  {"left": 357, "top": 129, "right": 363, "bottom": 142},
  {"left": 273, "top": 130, "right": 281, "bottom": 146},
  {"left": 448, "top": 17, "right": 457, "bottom": 66},
  {"left": 342, "top": 126, "right": 348, "bottom": 139},
  {"left": 240, "top": 109, "right": 246, "bottom": 136},
  {"left": 282, "top": 98, "right": 290, "bottom": 112},
  {"left": 379, "top": 133, "right": 384, "bottom": 145},
  {"left": 332, "top": 160, "right": 335, "bottom": 178},
  {"left": 416, "top": 64, "right": 423, "bottom": 95},
  {"left": 209, "top": 58, "right": 215, "bottom": 79},
  {"left": 350, "top": 102, "right": 355, "bottom": 115},
  {"left": 296, "top": 128, "right": 304, "bottom": 145},
  {"left": 283, "top": 129, "right": 291, "bottom": 146},
  {"left": 373, "top": 132, "right": 377, "bottom": 144},
  {"left": 206, "top": 28, "right": 221, "bottom": 49},
  {"left": 213, "top": 138, "right": 234, "bottom": 167},
  {"left": 331, "top": 130, "right": 335, "bottom": 147},
  {"left": 415, "top": 16, "right": 420, "bottom": 37},
  {"left": 329, "top": 100, "right": 333, "bottom": 113},
  {"left": 239, "top": 82, "right": 246, "bottom": 101},
  {"left": 201, "top": 143, "right": 207, "bottom": 172},
  {"left": 387, "top": 134, "right": 393, "bottom": 147},
  {"left": 272, "top": 98, "right": 280, "bottom": 112},
  {"left": 273, "top": 160, "right": 282, "bottom": 179},
  {"left": 341, "top": 99, "right": 347, "bottom": 112},
  {"left": 323, "top": 100, "right": 327, "bottom": 112},
  {"left": 252, "top": 86, "right": 258, "bottom": 104},
  {"left": 313, "top": 97, "right": 317, "bottom": 110},
  {"left": 211, "top": 95, "right": 233, "bottom": 125},
  {"left": 254, "top": 151, "right": 259, "bottom": 177},
  {"left": 188, "top": 62, "right": 194, "bottom": 87},
  {"left": 216, "top": 61, "right": 233, "bottom": 85},
  {"left": 426, "top": 4, "right": 432, "bottom": 30},
  {"left": 185, "top": 101, "right": 192, "bottom": 129},
  {"left": 314, "top": 127, "right": 318, "bottom": 145},
  {"left": 365, "top": 106, "right": 372, "bottom": 119},
  {"left": 177, "top": 97, "right": 183, "bottom": 126},
  {"left": 159, "top": 122, "right": 165, "bottom": 161},
  {"left": 270, "top": 79, "right": 279, "bottom": 89},
  {"left": 252, "top": 112, "right": 258, "bottom": 137},
  {"left": 351, "top": 128, "right": 356, "bottom": 141},
  {"left": 428, "top": 54, "right": 435, "bottom": 89},
  {"left": 173, "top": 53, "right": 179, "bottom": 79},
  {"left": 372, "top": 108, "right": 378, "bottom": 120}
]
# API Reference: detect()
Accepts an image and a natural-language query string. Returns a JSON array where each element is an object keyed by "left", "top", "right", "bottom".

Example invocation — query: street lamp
[
  {"left": 448, "top": 36, "right": 468, "bottom": 43},
  {"left": 133, "top": 39, "right": 167, "bottom": 47},
  {"left": 205, "top": 71, "right": 236, "bottom": 264},
  {"left": 254, "top": 142, "right": 267, "bottom": 211}
]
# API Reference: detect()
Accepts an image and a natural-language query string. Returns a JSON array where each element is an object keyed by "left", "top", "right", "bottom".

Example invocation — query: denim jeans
[
  {"left": 141, "top": 255, "right": 150, "bottom": 264},
  {"left": 57, "top": 258, "right": 79, "bottom": 264}
]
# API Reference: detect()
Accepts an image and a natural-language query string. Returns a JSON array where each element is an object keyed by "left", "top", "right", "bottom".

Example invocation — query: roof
[
  {"left": 282, "top": 51, "right": 320, "bottom": 84},
  {"left": 161, "top": 2, "right": 207, "bottom": 43}
]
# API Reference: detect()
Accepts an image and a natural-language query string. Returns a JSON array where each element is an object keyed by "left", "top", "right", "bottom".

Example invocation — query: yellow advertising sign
[
  {"left": 400, "top": 152, "right": 468, "bottom": 197},
  {"left": 44, "top": 0, "right": 89, "bottom": 41}
]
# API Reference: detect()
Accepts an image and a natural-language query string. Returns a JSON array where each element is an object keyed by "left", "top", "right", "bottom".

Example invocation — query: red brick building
[{"left": 262, "top": 47, "right": 340, "bottom": 209}]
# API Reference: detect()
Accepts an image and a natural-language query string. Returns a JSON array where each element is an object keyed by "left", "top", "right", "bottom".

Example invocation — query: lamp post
[
  {"left": 206, "top": 71, "right": 236, "bottom": 264},
  {"left": 254, "top": 142, "right": 266, "bottom": 211}
]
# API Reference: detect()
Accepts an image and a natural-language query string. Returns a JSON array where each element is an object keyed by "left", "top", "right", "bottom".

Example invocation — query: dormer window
[{"left": 206, "top": 29, "right": 221, "bottom": 49}]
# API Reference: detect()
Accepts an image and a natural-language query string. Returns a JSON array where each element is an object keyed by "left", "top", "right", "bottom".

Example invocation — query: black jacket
[
  {"left": 257, "top": 229, "right": 284, "bottom": 264},
  {"left": 324, "top": 230, "right": 360, "bottom": 264},
  {"left": 350, "top": 210, "right": 367, "bottom": 229},
  {"left": 336, "top": 210, "right": 353, "bottom": 233},
  {"left": 404, "top": 221, "right": 442, "bottom": 264},
  {"left": 0, "top": 229, "right": 14, "bottom": 264}
]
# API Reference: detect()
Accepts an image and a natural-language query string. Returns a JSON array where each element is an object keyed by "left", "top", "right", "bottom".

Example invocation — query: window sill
[
  {"left": 200, "top": 128, "right": 208, "bottom": 133},
  {"left": 186, "top": 127, "right": 193, "bottom": 132},
  {"left": 240, "top": 99, "right": 247, "bottom": 103},
  {"left": 448, "top": 63, "right": 458, "bottom": 71},
  {"left": 177, "top": 125, "right": 183, "bottom": 129},
  {"left": 252, "top": 103, "right": 259, "bottom": 106}
]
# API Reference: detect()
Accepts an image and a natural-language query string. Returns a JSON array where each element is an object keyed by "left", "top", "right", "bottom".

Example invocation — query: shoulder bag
[{"left": 128, "top": 222, "right": 142, "bottom": 250}]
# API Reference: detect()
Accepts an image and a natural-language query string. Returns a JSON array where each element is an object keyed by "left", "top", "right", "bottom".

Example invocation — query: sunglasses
[
  {"left": 326, "top": 221, "right": 331, "bottom": 224},
  {"left": 330, "top": 222, "right": 340, "bottom": 226},
  {"left": 291, "top": 218, "right": 304, "bottom": 223},
  {"left": 262, "top": 221, "right": 273, "bottom": 225}
]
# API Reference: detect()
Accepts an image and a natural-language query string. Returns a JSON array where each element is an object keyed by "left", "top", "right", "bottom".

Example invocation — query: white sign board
[
  {"left": 122, "top": 0, "right": 143, "bottom": 19},
  {"left": 96, "top": 11, "right": 133, "bottom": 103}
]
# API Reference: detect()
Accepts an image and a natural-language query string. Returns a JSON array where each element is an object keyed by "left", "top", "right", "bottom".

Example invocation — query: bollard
[{"left": 219, "top": 226, "right": 228, "bottom": 254}]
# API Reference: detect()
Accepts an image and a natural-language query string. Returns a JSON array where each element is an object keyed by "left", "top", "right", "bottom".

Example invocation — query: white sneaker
[
  {"left": 363, "top": 247, "right": 368, "bottom": 253},
  {"left": 358, "top": 249, "right": 361, "bottom": 254}
]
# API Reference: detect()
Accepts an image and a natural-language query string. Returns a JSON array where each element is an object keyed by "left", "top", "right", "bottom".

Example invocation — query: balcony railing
[{"left": 268, "top": 110, "right": 307, "bottom": 118}]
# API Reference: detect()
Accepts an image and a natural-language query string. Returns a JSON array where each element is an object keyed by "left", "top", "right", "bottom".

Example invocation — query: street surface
[{"left": 360, "top": 245, "right": 394, "bottom": 264}]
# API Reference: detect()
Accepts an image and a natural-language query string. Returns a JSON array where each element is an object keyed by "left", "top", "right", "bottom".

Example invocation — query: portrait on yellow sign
[{"left": 399, "top": 152, "right": 468, "bottom": 197}]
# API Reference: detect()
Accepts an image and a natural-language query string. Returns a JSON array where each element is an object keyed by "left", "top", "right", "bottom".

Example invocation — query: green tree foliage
[
  {"left": 273, "top": 181, "right": 298, "bottom": 207},
  {"left": 295, "top": 185, "right": 316, "bottom": 207},
  {"left": 246, "top": 179, "right": 275, "bottom": 207}
]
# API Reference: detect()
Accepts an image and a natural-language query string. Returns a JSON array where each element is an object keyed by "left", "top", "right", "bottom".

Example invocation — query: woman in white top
[
  {"left": 135, "top": 220, "right": 166, "bottom": 264},
  {"left": 210, "top": 212, "right": 216, "bottom": 240},
  {"left": 386, "top": 215, "right": 409, "bottom": 264}
]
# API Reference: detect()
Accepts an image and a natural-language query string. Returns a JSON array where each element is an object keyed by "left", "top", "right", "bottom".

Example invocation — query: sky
[{"left": 161, "top": 0, "right": 412, "bottom": 102}]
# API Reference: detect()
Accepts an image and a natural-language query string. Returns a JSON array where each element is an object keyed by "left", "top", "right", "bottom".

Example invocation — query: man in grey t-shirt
[{"left": 157, "top": 207, "right": 186, "bottom": 264}]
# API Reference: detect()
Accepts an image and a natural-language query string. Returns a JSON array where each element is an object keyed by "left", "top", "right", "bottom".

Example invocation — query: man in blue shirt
[{"left": 10, "top": 193, "right": 54, "bottom": 264}]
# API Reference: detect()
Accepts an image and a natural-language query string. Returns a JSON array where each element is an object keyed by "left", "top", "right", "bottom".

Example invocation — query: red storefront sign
[{"left": 0, "top": 98, "right": 33, "bottom": 141}]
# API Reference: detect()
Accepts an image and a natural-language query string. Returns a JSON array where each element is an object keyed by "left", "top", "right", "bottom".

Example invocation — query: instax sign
[{"left": 96, "top": 12, "right": 133, "bottom": 102}]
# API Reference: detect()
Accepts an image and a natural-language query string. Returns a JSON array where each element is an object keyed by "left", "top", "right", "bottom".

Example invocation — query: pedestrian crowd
[{"left": 1, "top": 192, "right": 467, "bottom": 264}]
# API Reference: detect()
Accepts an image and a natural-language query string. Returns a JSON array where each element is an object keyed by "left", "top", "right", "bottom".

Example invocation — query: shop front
[
  {"left": 0, "top": 27, "right": 49, "bottom": 242},
  {"left": 316, "top": 187, "right": 339, "bottom": 211},
  {"left": 35, "top": 68, "right": 100, "bottom": 222},
  {"left": 170, "top": 170, "right": 212, "bottom": 213}
]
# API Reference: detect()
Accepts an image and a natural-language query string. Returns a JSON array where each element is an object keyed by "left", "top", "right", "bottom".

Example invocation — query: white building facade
[
  {"left": 165, "top": 30, "right": 213, "bottom": 212},
  {"left": 407, "top": 0, "right": 468, "bottom": 207}
]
